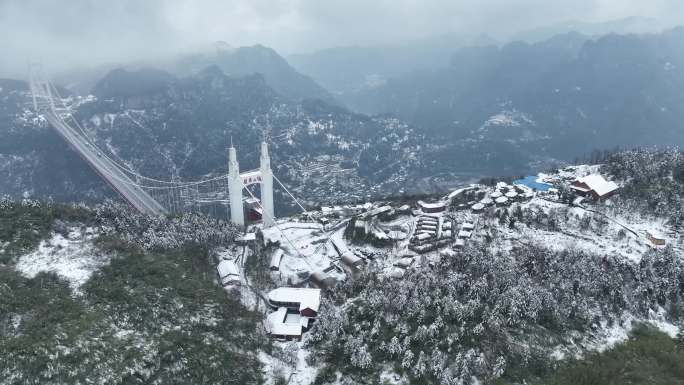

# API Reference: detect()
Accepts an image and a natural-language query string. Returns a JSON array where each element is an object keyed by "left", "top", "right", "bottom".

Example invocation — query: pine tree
[{"left": 401, "top": 350, "right": 414, "bottom": 369}]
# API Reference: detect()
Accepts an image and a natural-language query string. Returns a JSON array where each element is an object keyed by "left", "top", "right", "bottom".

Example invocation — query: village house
[
  {"left": 570, "top": 174, "right": 619, "bottom": 201},
  {"left": 505, "top": 191, "right": 518, "bottom": 200},
  {"left": 269, "top": 249, "right": 284, "bottom": 271},
  {"left": 268, "top": 287, "right": 321, "bottom": 317},
  {"left": 471, "top": 203, "right": 485, "bottom": 212},
  {"left": 417, "top": 200, "right": 447, "bottom": 214},
  {"left": 341, "top": 251, "right": 364, "bottom": 269},
  {"left": 265, "top": 287, "right": 322, "bottom": 340},
  {"left": 495, "top": 196, "right": 509, "bottom": 206},
  {"left": 461, "top": 222, "right": 475, "bottom": 231},
  {"left": 264, "top": 307, "right": 312, "bottom": 341},
  {"left": 646, "top": 229, "right": 666, "bottom": 247},
  {"left": 309, "top": 270, "right": 338, "bottom": 290}
]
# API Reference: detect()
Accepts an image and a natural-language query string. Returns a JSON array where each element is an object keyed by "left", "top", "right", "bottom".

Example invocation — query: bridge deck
[{"left": 45, "top": 111, "right": 167, "bottom": 216}]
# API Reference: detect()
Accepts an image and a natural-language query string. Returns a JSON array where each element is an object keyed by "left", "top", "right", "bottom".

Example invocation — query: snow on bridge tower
[
  {"left": 260, "top": 141, "right": 275, "bottom": 228},
  {"left": 228, "top": 144, "right": 245, "bottom": 227},
  {"left": 227, "top": 141, "right": 276, "bottom": 228}
]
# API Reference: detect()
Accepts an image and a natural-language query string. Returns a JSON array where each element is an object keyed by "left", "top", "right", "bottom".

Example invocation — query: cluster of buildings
[
  {"left": 454, "top": 222, "right": 474, "bottom": 248},
  {"left": 343, "top": 203, "right": 412, "bottom": 244},
  {"left": 347, "top": 216, "right": 392, "bottom": 244},
  {"left": 264, "top": 287, "right": 321, "bottom": 341},
  {"left": 467, "top": 173, "right": 620, "bottom": 214},
  {"left": 409, "top": 214, "right": 454, "bottom": 253},
  {"left": 485, "top": 182, "right": 534, "bottom": 209}
]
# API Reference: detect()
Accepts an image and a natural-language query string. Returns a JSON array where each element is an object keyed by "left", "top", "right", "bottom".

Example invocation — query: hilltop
[{"left": 1, "top": 148, "right": 682, "bottom": 384}]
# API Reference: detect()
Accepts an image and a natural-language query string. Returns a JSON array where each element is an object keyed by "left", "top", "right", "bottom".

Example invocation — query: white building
[
  {"left": 267, "top": 287, "right": 321, "bottom": 317},
  {"left": 570, "top": 174, "right": 619, "bottom": 201},
  {"left": 216, "top": 260, "right": 240, "bottom": 286},
  {"left": 461, "top": 222, "right": 475, "bottom": 231},
  {"left": 458, "top": 230, "right": 472, "bottom": 239},
  {"left": 264, "top": 307, "right": 312, "bottom": 341},
  {"left": 417, "top": 200, "right": 447, "bottom": 214},
  {"left": 341, "top": 252, "right": 364, "bottom": 268},
  {"left": 265, "top": 287, "right": 322, "bottom": 340},
  {"left": 269, "top": 249, "right": 284, "bottom": 271}
]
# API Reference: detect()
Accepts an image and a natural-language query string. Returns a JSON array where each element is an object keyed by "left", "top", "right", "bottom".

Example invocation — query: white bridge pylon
[{"left": 228, "top": 141, "right": 275, "bottom": 228}]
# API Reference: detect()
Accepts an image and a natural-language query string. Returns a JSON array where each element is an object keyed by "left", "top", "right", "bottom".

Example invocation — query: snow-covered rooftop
[
  {"left": 268, "top": 287, "right": 321, "bottom": 313},
  {"left": 217, "top": 259, "right": 239, "bottom": 278},
  {"left": 270, "top": 249, "right": 284, "bottom": 270},
  {"left": 417, "top": 200, "right": 446, "bottom": 210},
  {"left": 574, "top": 174, "right": 619, "bottom": 197},
  {"left": 341, "top": 252, "right": 363, "bottom": 266},
  {"left": 265, "top": 307, "right": 307, "bottom": 337},
  {"left": 217, "top": 260, "right": 240, "bottom": 286}
]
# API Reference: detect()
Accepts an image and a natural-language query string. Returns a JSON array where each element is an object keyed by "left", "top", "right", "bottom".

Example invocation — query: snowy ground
[
  {"left": 259, "top": 341, "right": 318, "bottom": 385},
  {"left": 263, "top": 220, "right": 343, "bottom": 284},
  {"left": 15, "top": 227, "right": 110, "bottom": 292},
  {"left": 552, "top": 308, "right": 680, "bottom": 361},
  {"left": 538, "top": 164, "right": 601, "bottom": 183},
  {"left": 491, "top": 198, "right": 650, "bottom": 262}
]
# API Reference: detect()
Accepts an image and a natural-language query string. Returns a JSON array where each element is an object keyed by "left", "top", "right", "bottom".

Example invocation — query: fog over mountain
[
  {"left": 3, "top": 2, "right": 684, "bottom": 385},
  {"left": 1, "top": 0, "right": 682, "bottom": 77}
]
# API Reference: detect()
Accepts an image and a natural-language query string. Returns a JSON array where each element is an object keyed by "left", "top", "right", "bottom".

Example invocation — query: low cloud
[{"left": 0, "top": 0, "right": 682, "bottom": 78}]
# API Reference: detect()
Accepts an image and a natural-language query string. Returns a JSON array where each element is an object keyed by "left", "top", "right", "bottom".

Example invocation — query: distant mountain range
[
  {"left": 328, "top": 27, "right": 684, "bottom": 160},
  {"left": 55, "top": 44, "right": 335, "bottom": 104},
  {"left": 2, "top": 26, "right": 684, "bottom": 209},
  {"left": 511, "top": 16, "right": 669, "bottom": 43},
  {"left": 288, "top": 34, "right": 496, "bottom": 96}
]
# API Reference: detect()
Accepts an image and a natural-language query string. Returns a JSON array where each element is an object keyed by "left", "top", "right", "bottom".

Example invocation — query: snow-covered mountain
[
  {"left": 311, "top": 28, "right": 684, "bottom": 162},
  {"left": 1, "top": 149, "right": 682, "bottom": 384}
]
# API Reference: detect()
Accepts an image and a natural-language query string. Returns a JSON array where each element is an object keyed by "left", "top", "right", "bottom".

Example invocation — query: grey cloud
[{"left": 0, "top": 0, "right": 682, "bottom": 78}]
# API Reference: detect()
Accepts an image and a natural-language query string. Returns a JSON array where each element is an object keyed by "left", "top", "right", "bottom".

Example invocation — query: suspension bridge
[{"left": 28, "top": 65, "right": 306, "bottom": 227}]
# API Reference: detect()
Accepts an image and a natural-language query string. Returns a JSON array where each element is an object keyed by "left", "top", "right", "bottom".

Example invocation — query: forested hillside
[
  {"left": 0, "top": 198, "right": 267, "bottom": 384},
  {"left": 306, "top": 149, "right": 684, "bottom": 384}
]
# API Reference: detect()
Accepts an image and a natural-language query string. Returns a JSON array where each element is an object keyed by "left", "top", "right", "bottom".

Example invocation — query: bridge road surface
[{"left": 45, "top": 111, "right": 168, "bottom": 216}]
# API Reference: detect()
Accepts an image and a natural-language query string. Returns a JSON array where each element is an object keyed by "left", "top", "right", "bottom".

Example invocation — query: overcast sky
[{"left": 1, "top": 0, "right": 682, "bottom": 78}]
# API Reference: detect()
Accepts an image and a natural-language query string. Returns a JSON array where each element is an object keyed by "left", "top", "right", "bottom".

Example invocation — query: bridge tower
[
  {"left": 260, "top": 141, "right": 275, "bottom": 227},
  {"left": 228, "top": 144, "right": 245, "bottom": 227},
  {"left": 227, "top": 141, "right": 276, "bottom": 228}
]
